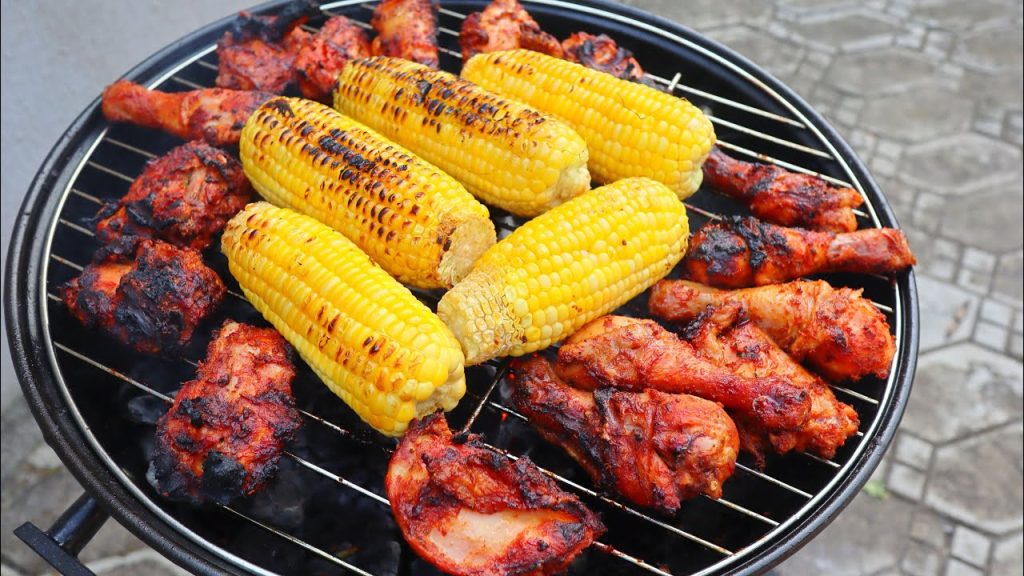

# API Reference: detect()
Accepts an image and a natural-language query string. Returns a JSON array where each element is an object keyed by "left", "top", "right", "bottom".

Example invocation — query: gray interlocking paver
[
  {"left": 705, "top": 25, "right": 805, "bottom": 78},
  {"left": 894, "top": 433, "right": 934, "bottom": 471},
  {"left": 902, "top": 540, "right": 944, "bottom": 576},
  {"left": 889, "top": 463, "right": 928, "bottom": 500},
  {"left": 946, "top": 559, "right": 985, "bottom": 576},
  {"left": 991, "top": 533, "right": 1024, "bottom": 576},
  {"left": 860, "top": 86, "right": 972, "bottom": 142},
  {"left": 993, "top": 251, "right": 1024, "bottom": 305},
  {"left": 956, "top": 24, "right": 1024, "bottom": 72},
  {"left": 915, "top": 277, "right": 980, "bottom": 353},
  {"left": 902, "top": 134, "right": 1021, "bottom": 195},
  {"left": 950, "top": 525, "right": 991, "bottom": 568},
  {"left": 787, "top": 11, "right": 901, "bottom": 52},
  {"left": 911, "top": 509, "right": 955, "bottom": 549},
  {"left": 825, "top": 47, "right": 937, "bottom": 95},
  {"left": 911, "top": 0, "right": 1018, "bottom": 32},
  {"left": 940, "top": 187, "right": 1024, "bottom": 253}
]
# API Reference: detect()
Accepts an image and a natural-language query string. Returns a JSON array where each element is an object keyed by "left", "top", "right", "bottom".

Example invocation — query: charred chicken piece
[
  {"left": 387, "top": 413, "right": 604, "bottom": 576},
  {"left": 561, "top": 32, "right": 654, "bottom": 86},
  {"left": 683, "top": 304, "right": 859, "bottom": 465},
  {"left": 101, "top": 80, "right": 272, "bottom": 146},
  {"left": 683, "top": 215, "right": 916, "bottom": 288},
  {"left": 61, "top": 238, "right": 224, "bottom": 354},
  {"left": 557, "top": 316, "right": 811, "bottom": 433},
  {"left": 215, "top": 2, "right": 316, "bottom": 93},
  {"left": 703, "top": 148, "right": 865, "bottom": 234},
  {"left": 94, "top": 141, "right": 252, "bottom": 250},
  {"left": 650, "top": 279, "right": 895, "bottom": 382},
  {"left": 151, "top": 321, "right": 300, "bottom": 505},
  {"left": 371, "top": 0, "right": 439, "bottom": 68},
  {"left": 512, "top": 357, "right": 739, "bottom": 514},
  {"left": 459, "top": 0, "right": 564, "bottom": 62},
  {"left": 294, "top": 16, "right": 371, "bottom": 100}
]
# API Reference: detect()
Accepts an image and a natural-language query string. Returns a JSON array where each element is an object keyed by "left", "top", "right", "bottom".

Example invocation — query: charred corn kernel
[
  {"left": 222, "top": 202, "right": 466, "bottom": 436},
  {"left": 240, "top": 97, "right": 495, "bottom": 289},
  {"left": 462, "top": 50, "right": 716, "bottom": 200},
  {"left": 333, "top": 57, "right": 590, "bottom": 217},
  {"left": 438, "top": 178, "right": 689, "bottom": 364}
]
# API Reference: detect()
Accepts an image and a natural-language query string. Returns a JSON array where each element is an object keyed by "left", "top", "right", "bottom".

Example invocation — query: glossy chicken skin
[
  {"left": 294, "top": 16, "right": 371, "bottom": 100},
  {"left": 683, "top": 215, "right": 916, "bottom": 288},
  {"left": 94, "top": 142, "right": 252, "bottom": 250},
  {"left": 650, "top": 279, "right": 895, "bottom": 382},
  {"left": 151, "top": 321, "right": 301, "bottom": 505},
  {"left": 371, "top": 0, "right": 439, "bottom": 68},
  {"left": 557, "top": 316, "right": 810, "bottom": 432},
  {"left": 61, "top": 238, "right": 224, "bottom": 354},
  {"left": 215, "top": 3, "right": 314, "bottom": 93},
  {"left": 703, "top": 148, "right": 864, "bottom": 233},
  {"left": 101, "top": 80, "right": 272, "bottom": 146},
  {"left": 512, "top": 357, "right": 739, "bottom": 514},
  {"left": 460, "top": 0, "right": 564, "bottom": 61},
  {"left": 387, "top": 414, "right": 604, "bottom": 576},
  {"left": 684, "top": 304, "right": 859, "bottom": 465},
  {"left": 561, "top": 32, "right": 654, "bottom": 86}
]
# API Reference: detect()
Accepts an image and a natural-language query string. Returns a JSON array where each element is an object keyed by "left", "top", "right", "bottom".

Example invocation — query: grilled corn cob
[
  {"left": 333, "top": 57, "right": 590, "bottom": 217},
  {"left": 461, "top": 49, "right": 716, "bottom": 200},
  {"left": 240, "top": 97, "right": 495, "bottom": 289},
  {"left": 222, "top": 202, "right": 466, "bottom": 436},
  {"left": 438, "top": 178, "right": 689, "bottom": 365}
]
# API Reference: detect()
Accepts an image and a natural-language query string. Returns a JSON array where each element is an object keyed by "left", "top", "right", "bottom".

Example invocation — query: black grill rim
[{"left": 4, "top": 1, "right": 919, "bottom": 575}]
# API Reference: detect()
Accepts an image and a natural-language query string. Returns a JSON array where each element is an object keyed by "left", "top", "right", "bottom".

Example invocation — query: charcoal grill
[{"left": 5, "top": 1, "right": 919, "bottom": 574}]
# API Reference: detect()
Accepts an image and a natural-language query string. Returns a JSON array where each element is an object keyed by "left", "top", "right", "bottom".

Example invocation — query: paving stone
[
  {"left": 707, "top": 26, "right": 805, "bottom": 79},
  {"left": 974, "top": 321, "right": 1008, "bottom": 351},
  {"left": 825, "top": 48, "right": 936, "bottom": 95},
  {"left": 993, "top": 251, "right": 1024, "bottom": 304},
  {"left": 950, "top": 525, "right": 991, "bottom": 567},
  {"left": 992, "top": 532, "right": 1024, "bottom": 576},
  {"left": 894, "top": 433, "right": 933, "bottom": 470},
  {"left": 625, "top": 0, "right": 771, "bottom": 30},
  {"left": 911, "top": 509, "right": 955, "bottom": 549},
  {"left": 788, "top": 12, "right": 900, "bottom": 52},
  {"left": 1012, "top": 335, "right": 1024, "bottom": 360},
  {"left": 940, "top": 187, "right": 1024, "bottom": 253},
  {"left": 902, "top": 134, "right": 1021, "bottom": 195},
  {"left": 925, "top": 423, "right": 1023, "bottom": 534},
  {"left": 915, "top": 277, "right": 980, "bottom": 353},
  {"left": 944, "top": 558, "right": 983, "bottom": 576},
  {"left": 961, "top": 248, "right": 997, "bottom": 274},
  {"left": 911, "top": 0, "right": 1015, "bottom": 31},
  {"left": 902, "top": 540, "right": 944, "bottom": 576},
  {"left": 0, "top": 566, "right": 24, "bottom": 576},
  {"left": 956, "top": 266, "right": 992, "bottom": 296},
  {"left": 859, "top": 86, "right": 972, "bottom": 142},
  {"left": 956, "top": 68, "right": 1021, "bottom": 112},
  {"left": 903, "top": 343, "right": 1022, "bottom": 443},
  {"left": 980, "top": 299, "right": 1013, "bottom": 327},
  {"left": 956, "top": 25, "right": 1024, "bottom": 72},
  {"left": 888, "top": 462, "right": 927, "bottom": 500}
]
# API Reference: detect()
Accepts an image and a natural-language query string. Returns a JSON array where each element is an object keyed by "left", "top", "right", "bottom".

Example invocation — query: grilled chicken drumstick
[
  {"left": 151, "top": 321, "right": 301, "bottom": 505},
  {"left": 95, "top": 141, "right": 252, "bottom": 250},
  {"left": 650, "top": 279, "right": 895, "bottom": 382},
  {"left": 61, "top": 238, "right": 224, "bottom": 354},
  {"left": 460, "top": 0, "right": 564, "bottom": 61},
  {"left": 512, "top": 357, "right": 739, "bottom": 514},
  {"left": 387, "top": 413, "right": 604, "bottom": 576},
  {"left": 293, "top": 16, "right": 371, "bottom": 100},
  {"left": 703, "top": 147, "right": 864, "bottom": 233},
  {"left": 215, "top": 3, "right": 315, "bottom": 93},
  {"left": 684, "top": 304, "right": 859, "bottom": 464},
  {"left": 562, "top": 32, "right": 654, "bottom": 86},
  {"left": 371, "top": 0, "right": 440, "bottom": 68},
  {"left": 683, "top": 215, "right": 916, "bottom": 288},
  {"left": 557, "top": 316, "right": 811, "bottom": 432},
  {"left": 101, "top": 80, "right": 272, "bottom": 146}
]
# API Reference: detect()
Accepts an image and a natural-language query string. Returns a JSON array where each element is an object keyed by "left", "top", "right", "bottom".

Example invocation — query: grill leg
[{"left": 13, "top": 492, "right": 109, "bottom": 576}]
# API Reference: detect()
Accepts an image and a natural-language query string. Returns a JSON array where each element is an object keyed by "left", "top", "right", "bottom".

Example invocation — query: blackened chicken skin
[
  {"left": 683, "top": 304, "right": 859, "bottom": 465},
  {"left": 561, "top": 32, "right": 654, "bottom": 86},
  {"left": 512, "top": 357, "right": 738, "bottom": 514},
  {"left": 703, "top": 148, "right": 865, "bottom": 233},
  {"left": 61, "top": 238, "right": 224, "bottom": 354},
  {"left": 557, "top": 316, "right": 810, "bottom": 432},
  {"left": 650, "top": 279, "right": 895, "bottom": 382},
  {"left": 216, "top": 3, "right": 315, "bottom": 93},
  {"left": 151, "top": 321, "right": 301, "bottom": 505},
  {"left": 101, "top": 80, "right": 272, "bottom": 146},
  {"left": 460, "top": 0, "right": 564, "bottom": 62},
  {"left": 95, "top": 141, "right": 252, "bottom": 250},
  {"left": 371, "top": 0, "right": 439, "bottom": 68},
  {"left": 387, "top": 413, "right": 604, "bottom": 576},
  {"left": 683, "top": 215, "right": 916, "bottom": 288},
  {"left": 294, "top": 16, "right": 371, "bottom": 100}
]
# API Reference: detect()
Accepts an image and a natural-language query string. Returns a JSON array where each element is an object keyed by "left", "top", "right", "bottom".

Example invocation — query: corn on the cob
[
  {"left": 333, "top": 57, "right": 590, "bottom": 217},
  {"left": 461, "top": 49, "right": 716, "bottom": 200},
  {"left": 240, "top": 97, "right": 495, "bottom": 289},
  {"left": 437, "top": 178, "right": 689, "bottom": 365},
  {"left": 222, "top": 202, "right": 466, "bottom": 436}
]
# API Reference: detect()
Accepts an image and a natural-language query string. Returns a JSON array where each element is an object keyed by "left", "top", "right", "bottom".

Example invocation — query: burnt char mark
[
  {"left": 227, "top": 0, "right": 316, "bottom": 44},
  {"left": 265, "top": 98, "right": 296, "bottom": 118},
  {"left": 200, "top": 451, "right": 249, "bottom": 505},
  {"left": 728, "top": 215, "right": 791, "bottom": 270}
]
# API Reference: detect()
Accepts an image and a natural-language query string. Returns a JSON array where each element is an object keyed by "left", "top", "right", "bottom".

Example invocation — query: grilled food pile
[{"left": 60, "top": 0, "right": 915, "bottom": 573}]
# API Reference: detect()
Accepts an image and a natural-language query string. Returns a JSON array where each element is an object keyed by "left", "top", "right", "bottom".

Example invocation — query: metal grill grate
[{"left": 33, "top": 1, "right": 909, "bottom": 574}]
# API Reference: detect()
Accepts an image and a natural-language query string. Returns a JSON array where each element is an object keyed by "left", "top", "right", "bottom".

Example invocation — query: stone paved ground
[{"left": 2, "top": 1, "right": 1022, "bottom": 575}]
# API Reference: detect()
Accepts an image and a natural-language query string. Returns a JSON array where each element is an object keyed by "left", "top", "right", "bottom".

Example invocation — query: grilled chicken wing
[
  {"left": 561, "top": 32, "right": 653, "bottom": 86},
  {"left": 650, "top": 279, "right": 895, "bottom": 382},
  {"left": 101, "top": 80, "right": 272, "bottom": 146},
  {"left": 61, "top": 238, "right": 224, "bottom": 354},
  {"left": 557, "top": 316, "right": 810, "bottom": 432},
  {"left": 459, "top": 0, "right": 564, "bottom": 62},
  {"left": 387, "top": 413, "right": 604, "bottom": 576},
  {"left": 512, "top": 357, "right": 738, "bottom": 513},
  {"left": 683, "top": 215, "right": 916, "bottom": 288},
  {"left": 683, "top": 304, "right": 859, "bottom": 465},
  {"left": 151, "top": 321, "right": 300, "bottom": 505},
  {"left": 371, "top": 0, "right": 439, "bottom": 68},
  {"left": 215, "top": 3, "right": 315, "bottom": 93},
  {"left": 94, "top": 141, "right": 251, "bottom": 250},
  {"left": 294, "top": 16, "right": 371, "bottom": 100},
  {"left": 703, "top": 148, "right": 864, "bottom": 233}
]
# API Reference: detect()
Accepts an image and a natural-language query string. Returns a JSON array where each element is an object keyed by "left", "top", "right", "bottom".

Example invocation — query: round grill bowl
[{"left": 5, "top": 1, "right": 919, "bottom": 575}]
